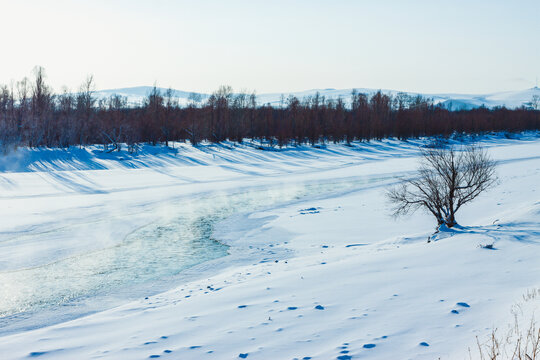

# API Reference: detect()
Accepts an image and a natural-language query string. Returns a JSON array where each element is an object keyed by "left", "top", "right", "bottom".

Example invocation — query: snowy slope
[
  {"left": 0, "top": 136, "right": 539, "bottom": 359},
  {"left": 94, "top": 86, "right": 540, "bottom": 109},
  {"left": 435, "top": 87, "right": 540, "bottom": 110}
]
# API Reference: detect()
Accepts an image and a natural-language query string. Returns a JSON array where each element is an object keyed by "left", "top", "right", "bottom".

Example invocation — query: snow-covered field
[{"left": 0, "top": 135, "right": 539, "bottom": 359}]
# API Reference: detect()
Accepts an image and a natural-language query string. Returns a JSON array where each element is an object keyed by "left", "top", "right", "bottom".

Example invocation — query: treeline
[{"left": 1, "top": 67, "right": 539, "bottom": 152}]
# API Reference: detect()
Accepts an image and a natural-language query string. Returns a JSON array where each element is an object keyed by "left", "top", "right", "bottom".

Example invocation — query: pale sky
[{"left": 0, "top": 0, "right": 539, "bottom": 94}]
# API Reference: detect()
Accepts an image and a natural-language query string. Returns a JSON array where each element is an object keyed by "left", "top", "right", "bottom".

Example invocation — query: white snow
[
  {"left": 0, "top": 135, "right": 539, "bottom": 359},
  {"left": 93, "top": 86, "right": 540, "bottom": 109}
]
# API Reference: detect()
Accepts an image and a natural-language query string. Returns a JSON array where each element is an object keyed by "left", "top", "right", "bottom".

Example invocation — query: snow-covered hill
[
  {"left": 94, "top": 86, "right": 210, "bottom": 107},
  {"left": 94, "top": 86, "right": 540, "bottom": 110}
]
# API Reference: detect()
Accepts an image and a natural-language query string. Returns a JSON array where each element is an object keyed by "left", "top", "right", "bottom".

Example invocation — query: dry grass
[{"left": 472, "top": 288, "right": 540, "bottom": 360}]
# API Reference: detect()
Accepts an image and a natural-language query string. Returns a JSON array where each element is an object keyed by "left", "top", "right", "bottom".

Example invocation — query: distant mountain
[
  {"left": 94, "top": 86, "right": 540, "bottom": 110},
  {"left": 94, "top": 86, "right": 210, "bottom": 107}
]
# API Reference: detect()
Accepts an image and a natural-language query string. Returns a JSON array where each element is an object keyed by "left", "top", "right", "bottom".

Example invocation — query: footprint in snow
[
  {"left": 363, "top": 343, "right": 376, "bottom": 349},
  {"left": 451, "top": 302, "right": 470, "bottom": 314},
  {"left": 299, "top": 207, "right": 321, "bottom": 215},
  {"left": 314, "top": 305, "right": 325, "bottom": 310},
  {"left": 239, "top": 353, "right": 249, "bottom": 358},
  {"left": 29, "top": 352, "right": 48, "bottom": 357}
]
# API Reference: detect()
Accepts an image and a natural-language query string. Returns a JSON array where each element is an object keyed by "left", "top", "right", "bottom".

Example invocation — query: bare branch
[{"left": 387, "top": 145, "right": 497, "bottom": 228}]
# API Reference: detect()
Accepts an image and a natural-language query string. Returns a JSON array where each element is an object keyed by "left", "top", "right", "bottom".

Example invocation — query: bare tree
[
  {"left": 162, "top": 88, "right": 178, "bottom": 147},
  {"left": 144, "top": 85, "right": 164, "bottom": 145},
  {"left": 531, "top": 94, "right": 540, "bottom": 110},
  {"left": 188, "top": 92, "right": 202, "bottom": 105},
  {"left": 57, "top": 87, "right": 76, "bottom": 148},
  {"left": 0, "top": 84, "right": 18, "bottom": 153},
  {"left": 387, "top": 145, "right": 497, "bottom": 228},
  {"left": 208, "top": 85, "right": 233, "bottom": 142},
  {"left": 30, "top": 66, "right": 54, "bottom": 147},
  {"left": 75, "top": 75, "right": 96, "bottom": 147},
  {"left": 101, "top": 95, "right": 127, "bottom": 152}
]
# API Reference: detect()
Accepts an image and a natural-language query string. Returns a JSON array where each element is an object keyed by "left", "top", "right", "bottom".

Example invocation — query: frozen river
[{"left": 0, "top": 175, "right": 394, "bottom": 335}]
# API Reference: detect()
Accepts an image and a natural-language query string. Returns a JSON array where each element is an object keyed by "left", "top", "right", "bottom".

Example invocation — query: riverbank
[{"left": 0, "top": 136, "right": 539, "bottom": 359}]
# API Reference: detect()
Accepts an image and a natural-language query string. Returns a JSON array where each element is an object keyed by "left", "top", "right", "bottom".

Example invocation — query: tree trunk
[{"left": 445, "top": 212, "right": 457, "bottom": 228}]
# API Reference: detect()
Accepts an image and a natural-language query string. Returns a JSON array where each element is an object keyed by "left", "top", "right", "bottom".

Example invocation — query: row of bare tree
[{"left": 1, "top": 68, "right": 539, "bottom": 152}]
